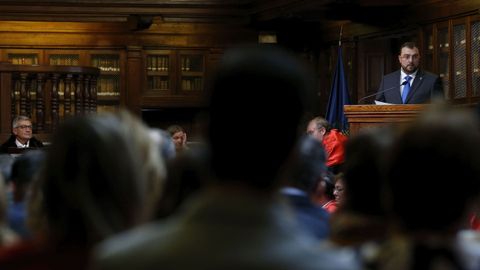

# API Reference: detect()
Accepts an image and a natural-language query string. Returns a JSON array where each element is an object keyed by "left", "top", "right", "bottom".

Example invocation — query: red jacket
[{"left": 322, "top": 129, "right": 348, "bottom": 167}]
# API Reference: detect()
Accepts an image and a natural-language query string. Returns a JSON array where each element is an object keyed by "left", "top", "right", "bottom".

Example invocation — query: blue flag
[{"left": 326, "top": 46, "right": 351, "bottom": 132}]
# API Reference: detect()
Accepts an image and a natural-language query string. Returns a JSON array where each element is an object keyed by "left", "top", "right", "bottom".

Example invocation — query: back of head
[
  {"left": 343, "top": 127, "right": 395, "bottom": 217},
  {"left": 11, "top": 150, "right": 45, "bottom": 201},
  {"left": 284, "top": 135, "right": 327, "bottom": 193},
  {"left": 0, "top": 154, "right": 14, "bottom": 181},
  {"left": 386, "top": 107, "right": 480, "bottom": 233},
  {"left": 208, "top": 45, "right": 313, "bottom": 189},
  {"left": 40, "top": 113, "right": 148, "bottom": 245}
]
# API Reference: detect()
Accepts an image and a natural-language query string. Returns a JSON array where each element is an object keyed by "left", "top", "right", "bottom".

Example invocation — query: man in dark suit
[
  {"left": 376, "top": 42, "right": 443, "bottom": 104},
  {"left": 0, "top": 116, "right": 43, "bottom": 154},
  {"left": 280, "top": 135, "right": 331, "bottom": 241}
]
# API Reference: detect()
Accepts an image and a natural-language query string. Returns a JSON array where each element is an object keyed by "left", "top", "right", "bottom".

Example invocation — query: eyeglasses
[
  {"left": 15, "top": 125, "right": 32, "bottom": 129},
  {"left": 400, "top": 54, "right": 419, "bottom": 60}
]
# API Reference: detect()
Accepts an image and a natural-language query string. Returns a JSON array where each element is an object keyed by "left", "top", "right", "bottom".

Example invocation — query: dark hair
[
  {"left": 11, "top": 150, "right": 45, "bottom": 201},
  {"left": 399, "top": 42, "right": 418, "bottom": 54},
  {"left": 343, "top": 127, "right": 394, "bottom": 216},
  {"left": 284, "top": 135, "right": 327, "bottom": 193},
  {"left": 208, "top": 45, "right": 313, "bottom": 189},
  {"left": 386, "top": 107, "right": 480, "bottom": 232},
  {"left": 167, "top": 125, "right": 185, "bottom": 136},
  {"left": 40, "top": 114, "right": 147, "bottom": 244}
]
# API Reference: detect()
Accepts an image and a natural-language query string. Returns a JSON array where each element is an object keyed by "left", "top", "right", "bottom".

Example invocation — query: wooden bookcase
[
  {"left": 144, "top": 49, "right": 206, "bottom": 96},
  {"left": 4, "top": 48, "right": 125, "bottom": 114},
  {"left": 420, "top": 14, "right": 480, "bottom": 105}
]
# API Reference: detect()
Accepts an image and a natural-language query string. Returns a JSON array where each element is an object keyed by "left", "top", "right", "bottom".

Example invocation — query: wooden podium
[{"left": 344, "top": 104, "right": 426, "bottom": 136}]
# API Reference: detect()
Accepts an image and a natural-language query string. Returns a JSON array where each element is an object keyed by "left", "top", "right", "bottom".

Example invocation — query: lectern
[{"left": 344, "top": 105, "right": 426, "bottom": 136}]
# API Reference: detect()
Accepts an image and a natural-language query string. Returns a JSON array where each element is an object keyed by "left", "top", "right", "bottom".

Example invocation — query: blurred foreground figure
[
  {"left": 0, "top": 111, "right": 166, "bottom": 270},
  {"left": 375, "top": 107, "right": 480, "bottom": 270},
  {"left": 280, "top": 135, "right": 331, "bottom": 241},
  {"left": 94, "top": 45, "right": 358, "bottom": 270}
]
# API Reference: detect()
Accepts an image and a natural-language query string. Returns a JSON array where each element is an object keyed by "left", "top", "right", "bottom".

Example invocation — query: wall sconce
[{"left": 258, "top": 32, "right": 277, "bottom": 44}]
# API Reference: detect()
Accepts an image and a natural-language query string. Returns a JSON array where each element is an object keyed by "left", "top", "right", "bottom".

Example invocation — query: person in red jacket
[{"left": 306, "top": 116, "right": 347, "bottom": 173}]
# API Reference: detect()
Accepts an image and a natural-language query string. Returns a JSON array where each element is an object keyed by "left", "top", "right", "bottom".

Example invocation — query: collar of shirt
[
  {"left": 400, "top": 69, "right": 418, "bottom": 86},
  {"left": 15, "top": 139, "right": 29, "bottom": 148}
]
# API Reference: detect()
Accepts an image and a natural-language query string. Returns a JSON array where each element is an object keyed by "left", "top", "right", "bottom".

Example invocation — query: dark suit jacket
[
  {"left": 376, "top": 69, "right": 443, "bottom": 104},
  {"left": 0, "top": 135, "right": 44, "bottom": 154}
]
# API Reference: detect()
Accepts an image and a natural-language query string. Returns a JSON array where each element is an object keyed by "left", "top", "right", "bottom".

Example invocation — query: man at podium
[{"left": 376, "top": 42, "right": 443, "bottom": 104}]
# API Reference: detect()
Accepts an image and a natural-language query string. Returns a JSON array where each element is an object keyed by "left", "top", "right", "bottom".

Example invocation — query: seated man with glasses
[
  {"left": 376, "top": 41, "right": 443, "bottom": 104},
  {"left": 0, "top": 116, "right": 43, "bottom": 154}
]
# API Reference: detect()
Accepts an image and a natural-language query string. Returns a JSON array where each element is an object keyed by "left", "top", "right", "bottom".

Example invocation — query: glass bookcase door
[
  {"left": 179, "top": 53, "right": 204, "bottom": 93},
  {"left": 423, "top": 27, "right": 434, "bottom": 72},
  {"left": 146, "top": 54, "right": 171, "bottom": 92},
  {"left": 90, "top": 54, "right": 121, "bottom": 99},
  {"left": 48, "top": 54, "right": 79, "bottom": 66},
  {"left": 437, "top": 26, "right": 450, "bottom": 99},
  {"left": 8, "top": 53, "right": 39, "bottom": 65},
  {"left": 471, "top": 20, "right": 480, "bottom": 98},
  {"left": 145, "top": 51, "right": 173, "bottom": 95},
  {"left": 453, "top": 22, "right": 467, "bottom": 99}
]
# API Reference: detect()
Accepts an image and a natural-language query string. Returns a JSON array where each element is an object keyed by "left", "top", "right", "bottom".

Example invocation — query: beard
[{"left": 402, "top": 64, "right": 418, "bottom": 74}]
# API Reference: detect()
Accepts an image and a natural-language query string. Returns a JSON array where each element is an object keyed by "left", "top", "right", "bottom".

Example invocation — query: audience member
[
  {"left": 0, "top": 111, "right": 167, "bottom": 270},
  {"left": 311, "top": 171, "right": 337, "bottom": 213},
  {"left": 329, "top": 127, "right": 394, "bottom": 251},
  {"left": 167, "top": 124, "right": 189, "bottom": 153},
  {"left": 0, "top": 154, "right": 14, "bottom": 181},
  {"left": 374, "top": 106, "right": 480, "bottom": 270},
  {"left": 149, "top": 128, "right": 176, "bottom": 161},
  {"left": 0, "top": 173, "right": 18, "bottom": 246},
  {"left": 280, "top": 135, "right": 331, "bottom": 240},
  {"left": 333, "top": 173, "right": 346, "bottom": 208},
  {"left": 306, "top": 116, "right": 347, "bottom": 173},
  {"left": 94, "top": 45, "right": 358, "bottom": 270},
  {"left": 154, "top": 143, "right": 210, "bottom": 219},
  {"left": 0, "top": 116, "right": 43, "bottom": 154},
  {"left": 7, "top": 150, "right": 45, "bottom": 239}
]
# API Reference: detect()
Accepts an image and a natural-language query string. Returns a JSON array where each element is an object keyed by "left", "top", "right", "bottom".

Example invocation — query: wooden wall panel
[{"left": 357, "top": 39, "right": 392, "bottom": 104}]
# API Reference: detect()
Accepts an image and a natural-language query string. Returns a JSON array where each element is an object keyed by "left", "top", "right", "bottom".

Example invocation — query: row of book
[
  {"left": 92, "top": 58, "right": 121, "bottom": 72},
  {"left": 148, "top": 77, "right": 169, "bottom": 90},
  {"left": 147, "top": 56, "right": 169, "bottom": 71}
]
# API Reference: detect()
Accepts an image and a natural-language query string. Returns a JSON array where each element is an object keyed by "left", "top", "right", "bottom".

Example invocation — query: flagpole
[{"left": 339, "top": 25, "right": 343, "bottom": 47}]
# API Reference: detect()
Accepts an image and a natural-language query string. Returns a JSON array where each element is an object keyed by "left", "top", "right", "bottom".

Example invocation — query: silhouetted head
[
  {"left": 284, "top": 135, "right": 327, "bottom": 194},
  {"left": 39, "top": 112, "right": 165, "bottom": 245},
  {"left": 343, "top": 127, "right": 395, "bottom": 217},
  {"left": 386, "top": 107, "right": 480, "bottom": 233},
  {"left": 208, "top": 45, "right": 313, "bottom": 190}
]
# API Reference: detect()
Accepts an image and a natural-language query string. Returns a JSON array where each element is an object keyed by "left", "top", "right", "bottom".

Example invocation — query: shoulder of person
[
  {"left": 417, "top": 69, "right": 439, "bottom": 79},
  {"left": 1, "top": 135, "right": 16, "bottom": 146},
  {"left": 30, "top": 137, "right": 44, "bottom": 147},
  {"left": 385, "top": 70, "right": 401, "bottom": 78}
]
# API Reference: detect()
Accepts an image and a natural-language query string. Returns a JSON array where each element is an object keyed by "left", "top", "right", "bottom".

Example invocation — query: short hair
[
  {"left": 284, "top": 135, "right": 327, "bottom": 193},
  {"left": 167, "top": 125, "right": 185, "bottom": 136},
  {"left": 399, "top": 42, "right": 418, "bottom": 54},
  {"left": 12, "top": 115, "right": 31, "bottom": 129},
  {"left": 39, "top": 112, "right": 165, "bottom": 244},
  {"left": 310, "top": 116, "right": 331, "bottom": 132}
]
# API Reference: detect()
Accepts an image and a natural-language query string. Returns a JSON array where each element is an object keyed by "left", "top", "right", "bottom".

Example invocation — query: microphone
[{"left": 358, "top": 81, "right": 408, "bottom": 104}]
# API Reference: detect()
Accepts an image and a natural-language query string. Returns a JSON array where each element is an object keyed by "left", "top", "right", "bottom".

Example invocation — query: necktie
[{"left": 402, "top": 75, "right": 412, "bottom": 104}]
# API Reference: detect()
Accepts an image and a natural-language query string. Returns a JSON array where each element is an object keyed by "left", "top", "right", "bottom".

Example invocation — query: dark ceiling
[{"left": 0, "top": 0, "right": 412, "bottom": 26}]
